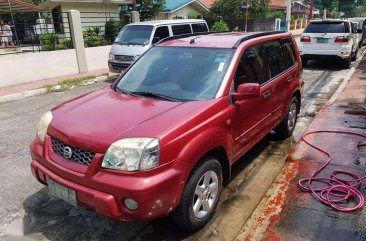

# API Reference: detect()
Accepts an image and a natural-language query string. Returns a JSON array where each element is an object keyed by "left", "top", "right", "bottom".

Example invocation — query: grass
[{"left": 44, "top": 75, "right": 96, "bottom": 93}]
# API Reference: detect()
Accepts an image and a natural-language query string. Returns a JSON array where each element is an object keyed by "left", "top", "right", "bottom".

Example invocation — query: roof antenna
[{"left": 190, "top": 36, "right": 201, "bottom": 44}]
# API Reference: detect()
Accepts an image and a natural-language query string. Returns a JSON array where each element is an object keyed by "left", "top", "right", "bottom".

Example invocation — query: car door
[
  {"left": 261, "top": 39, "right": 298, "bottom": 128},
  {"left": 231, "top": 44, "right": 274, "bottom": 159}
]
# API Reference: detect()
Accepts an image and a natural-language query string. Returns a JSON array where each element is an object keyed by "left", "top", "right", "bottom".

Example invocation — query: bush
[
  {"left": 105, "top": 19, "right": 125, "bottom": 44},
  {"left": 187, "top": 11, "right": 201, "bottom": 19},
  {"left": 211, "top": 20, "right": 229, "bottom": 31},
  {"left": 83, "top": 27, "right": 106, "bottom": 47},
  {"left": 40, "top": 32, "right": 58, "bottom": 50},
  {"left": 269, "top": 11, "right": 285, "bottom": 19}
]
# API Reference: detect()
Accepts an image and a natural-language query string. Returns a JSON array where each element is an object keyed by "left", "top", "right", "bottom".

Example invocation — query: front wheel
[
  {"left": 171, "top": 157, "right": 222, "bottom": 231},
  {"left": 275, "top": 96, "right": 299, "bottom": 139}
]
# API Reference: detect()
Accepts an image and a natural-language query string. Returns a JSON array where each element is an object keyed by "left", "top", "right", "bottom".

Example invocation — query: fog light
[{"left": 124, "top": 198, "right": 139, "bottom": 211}]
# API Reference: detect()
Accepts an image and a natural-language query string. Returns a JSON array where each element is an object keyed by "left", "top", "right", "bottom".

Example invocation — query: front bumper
[
  {"left": 108, "top": 60, "right": 132, "bottom": 73},
  {"left": 30, "top": 137, "right": 187, "bottom": 221}
]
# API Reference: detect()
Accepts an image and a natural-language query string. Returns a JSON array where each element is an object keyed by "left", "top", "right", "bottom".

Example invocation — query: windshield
[
  {"left": 114, "top": 25, "right": 153, "bottom": 46},
  {"left": 304, "top": 22, "right": 347, "bottom": 33},
  {"left": 116, "top": 47, "right": 234, "bottom": 101}
]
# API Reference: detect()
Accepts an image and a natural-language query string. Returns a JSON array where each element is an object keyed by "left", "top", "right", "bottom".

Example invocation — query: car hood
[
  {"left": 48, "top": 87, "right": 207, "bottom": 153},
  {"left": 110, "top": 44, "right": 149, "bottom": 57}
]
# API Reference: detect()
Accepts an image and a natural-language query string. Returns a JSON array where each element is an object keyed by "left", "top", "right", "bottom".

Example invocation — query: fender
[{"left": 177, "top": 126, "right": 232, "bottom": 171}]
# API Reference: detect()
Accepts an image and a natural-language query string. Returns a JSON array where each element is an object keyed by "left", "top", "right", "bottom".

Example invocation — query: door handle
[
  {"left": 287, "top": 77, "right": 294, "bottom": 83},
  {"left": 263, "top": 90, "right": 272, "bottom": 99}
]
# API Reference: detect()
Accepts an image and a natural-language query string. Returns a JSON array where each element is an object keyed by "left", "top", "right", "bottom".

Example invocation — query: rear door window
[
  {"left": 172, "top": 24, "right": 192, "bottom": 35},
  {"left": 281, "top": 38, "right": 297, "bottom": 68},
  {"left": 192, "top": 23, "right": 209, "bottom": 33},
  {"left": 304, "top": 22, "right": 347, "bottom": 33}
]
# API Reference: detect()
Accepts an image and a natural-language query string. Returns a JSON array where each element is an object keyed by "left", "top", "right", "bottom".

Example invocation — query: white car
[{"left": 298, "top": 19, "right": 359, "bottom": 69}]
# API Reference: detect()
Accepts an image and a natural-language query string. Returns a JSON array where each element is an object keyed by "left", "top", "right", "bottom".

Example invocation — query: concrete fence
[{"left": 0, "top": 10, "right": 111, "bottom": 88}]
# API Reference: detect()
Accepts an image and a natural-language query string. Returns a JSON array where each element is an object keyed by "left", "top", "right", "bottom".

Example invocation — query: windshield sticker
[
  {"left": 218, "top": 62, "right": 225, "bottom": 72},
  {"left": 215, "top": 55, "right": 229, "bottom": 63}
]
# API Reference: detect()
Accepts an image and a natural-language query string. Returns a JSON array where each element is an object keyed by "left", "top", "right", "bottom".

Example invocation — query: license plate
[
  {"left": 316, "top": 38, "right": 328, "bottom": 43},
  {"left": 47, "top": 178, "right": 77, "bottom": 206}
]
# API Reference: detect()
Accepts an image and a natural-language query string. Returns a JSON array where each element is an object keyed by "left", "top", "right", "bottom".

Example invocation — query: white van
[{"left": 108, "top": 19, "right": 209, "bottom": 73}]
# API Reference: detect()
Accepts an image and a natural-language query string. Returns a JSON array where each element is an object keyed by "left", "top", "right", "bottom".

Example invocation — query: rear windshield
[{"left": 304, "top": 22, "right": 348, "bottom": 33}]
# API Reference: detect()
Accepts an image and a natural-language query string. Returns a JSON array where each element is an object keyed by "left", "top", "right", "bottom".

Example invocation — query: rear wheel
[
  {"left": 171, "top": 157, "right": 222, "bottom": 231},
  {"left": 301, "top": 57, "right": 308, "bottom": 66},
  {"left": 275, "top": 96, "right": 299, "bottom": 139},
  {"left": 340, "top": 56, "right": 351, "bottom": 69},
  {"left": 351, "top": 47, "right": 359, "bottom": 61}
]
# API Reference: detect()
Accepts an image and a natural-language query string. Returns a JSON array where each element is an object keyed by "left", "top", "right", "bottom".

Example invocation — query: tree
[
  {"left": 210, "top": 0, "right": 271, "bottom": 21},
  {"left": 137, "top": 0, "right": 166, "bottom": 21}
]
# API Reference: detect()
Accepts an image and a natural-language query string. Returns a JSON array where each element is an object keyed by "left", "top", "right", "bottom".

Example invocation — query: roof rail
[
  {"left": 154, "top": 31, "right": 230, "bottom": 46},
  {"left": 232, "top": 31, "right": 286, "bottom": 49}
]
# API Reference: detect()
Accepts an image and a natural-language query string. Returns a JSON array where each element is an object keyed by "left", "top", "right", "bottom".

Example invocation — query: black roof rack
[
  {"left": 232, "top": 31, "right": 286, "bottom": 49},
  {"left": 154, "top": 31, "right": 230, "bottom": 46},
  {"left": 154, "top": 30, "right": 286, "bottom": 48}
]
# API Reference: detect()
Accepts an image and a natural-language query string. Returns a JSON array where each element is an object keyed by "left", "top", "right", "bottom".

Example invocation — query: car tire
[
  {"left": 171, "top": 157, "right": 222, "bottom": 231},
  {"left": 275, "top": 96, "right": 299, "bottom": 139},
  {"left": 351, "top": 47, "right": 359, "bottom": 61},
  {"left": 301, "top": 57, "right": 308, "bottom": 66},
  {"left": 340, "top": 56, "right": 351, "bottom": 69}
]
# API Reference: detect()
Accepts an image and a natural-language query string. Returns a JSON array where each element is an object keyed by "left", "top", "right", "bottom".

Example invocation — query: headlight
[
  {"left": 109, "top": 53, "right": 115, "bottom": 61},
  {"left": 102, "top": 138, "right": 159, "bottom": 171},
  {"left": 37, "top": 111, "right": 53, "bottom": 143},
  {"left": 133, "top": 55, "right": 141, "bottom": 61}
]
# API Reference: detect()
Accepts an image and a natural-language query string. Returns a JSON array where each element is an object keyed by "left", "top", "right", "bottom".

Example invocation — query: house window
[{"left": 51, "top": 6, "right": 63, "bottom": 34}]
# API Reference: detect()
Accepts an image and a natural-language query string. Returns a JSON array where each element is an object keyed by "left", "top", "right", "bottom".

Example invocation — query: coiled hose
[{"left": 298, "top": 130, "right": 366, "bottom": 212}]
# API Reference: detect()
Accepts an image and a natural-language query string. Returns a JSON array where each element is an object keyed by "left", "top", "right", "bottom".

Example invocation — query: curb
[{"left": 0, "top": 74, "right": 110, "bottom": 105}]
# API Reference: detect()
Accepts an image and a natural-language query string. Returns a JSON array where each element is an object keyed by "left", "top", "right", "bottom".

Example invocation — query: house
[
  {"left": 157, "top": 0, "right": 210, "bottom": 20},
  {"left": 37, "top": 0, "right": 132, "bottom": 35},
  {"left": 270, "top": 0, "right": 287, "bottom": 11},
  {"left": 293, "top": 1, "right": 320, "bottom": 18},
  {"left": 200, "top": 0, "right": 216, "bottom": 8}
]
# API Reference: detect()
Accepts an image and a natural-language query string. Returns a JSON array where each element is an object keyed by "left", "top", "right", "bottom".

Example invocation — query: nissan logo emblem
[{"left": 63, "top": 146, "right": 73, "bottom": 159}]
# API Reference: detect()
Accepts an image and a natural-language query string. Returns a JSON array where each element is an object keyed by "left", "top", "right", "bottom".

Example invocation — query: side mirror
[
  {"left": 152, "top": 37, "right": 160, "bottom": 44},
  {"left": 232, "top": 83, "right": 260, "bottom": 102},
  {"left": 357, "top": 29, "right": 362, "bottom": 34}
]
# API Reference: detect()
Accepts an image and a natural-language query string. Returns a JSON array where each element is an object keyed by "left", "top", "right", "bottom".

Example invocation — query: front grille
[
  {"left": 115, "top": 55, "right": 134, "bottom": 62},
  {"left": 51, "top": 138, "right": 95, "bottom": 166},
  {"left": 111, "top": 63, "right": 130, "bottom": 69}
]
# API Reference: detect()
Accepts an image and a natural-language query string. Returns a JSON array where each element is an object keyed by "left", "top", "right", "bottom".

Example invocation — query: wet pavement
[
  {"left": 236, "top": 52, "right": 366, "bottom": 241},
  {"left": 0, "top": 49, "right": 365, "bottom": 241}
]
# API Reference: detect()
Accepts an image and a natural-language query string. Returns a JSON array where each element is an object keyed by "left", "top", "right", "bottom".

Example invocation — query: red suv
[{"left": 30, "top": 31, "right": 303, "bottom": 230}]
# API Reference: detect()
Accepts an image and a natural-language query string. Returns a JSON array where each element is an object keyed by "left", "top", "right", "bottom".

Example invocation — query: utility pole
[
  {"left": 286, "top": 0, "right": 291, "bottom": 31},
  {"left": 133, "top": 0, "right": 137, "bottom": 11},
  {"left": 309, "top": 0, "right": 314, "bottom": 20},
  {"left": 245, "top": 0, "right": 249, "bottom": 32}
]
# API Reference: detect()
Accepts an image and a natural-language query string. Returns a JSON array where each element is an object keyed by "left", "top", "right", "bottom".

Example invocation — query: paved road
[{"left": 0, "top": 50, "right": 364, "bottom": 241}]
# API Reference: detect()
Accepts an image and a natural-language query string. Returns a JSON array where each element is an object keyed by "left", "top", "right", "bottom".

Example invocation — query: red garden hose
[{"left": 298, "top": 130, "right": 366, "bottom": 212}]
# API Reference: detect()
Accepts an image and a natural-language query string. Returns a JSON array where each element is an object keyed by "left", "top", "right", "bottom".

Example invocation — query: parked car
[
  {"left": 298, "top": 19, "right": 359, "bottom": 68},
  {"left": 349, "top": 17, "right": 366, "bottom": 46},
  {"left": 108, "top": 19, "right": 209, "bottom": 73},
  {"left": 30, "top": 31, "right": 303, "bottom": 231}
]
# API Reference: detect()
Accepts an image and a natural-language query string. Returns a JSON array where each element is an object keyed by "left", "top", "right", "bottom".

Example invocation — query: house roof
[
  {"left": 199, "top": 0, "right": 216, "bottom": 8},
  {"left": 269, "top": 0, "right": 287, "bottom": 9},
  {"left": 0, "top": 0, "right": 37, "bottom": 13},
  {"left": 163, "top": 0, "right": 209, "bottom": 13}
]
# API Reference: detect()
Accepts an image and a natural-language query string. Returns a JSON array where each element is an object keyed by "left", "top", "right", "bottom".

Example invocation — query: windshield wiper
[
  {"left": 115, "top": 86, "right": 137, "bottom": 96},
  {"left": 131, "top": 91, "right": 179, "bottom": 102},
  {"left": 120, "top": 41, "right": 144, "bottom": 46}
]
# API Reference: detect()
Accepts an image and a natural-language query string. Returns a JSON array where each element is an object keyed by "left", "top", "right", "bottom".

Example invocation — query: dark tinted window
[
  {"left": 153, "top": 26, "right": 170, "bottom": 43},
  {"left": 192, "top": 23, "right": 209, "bottom": 33},
  {"left": 304, "top": 22, "right": 347, "bottom": 33},
  {"left": 263, "top": 40, "right": 285, "bottom": 78},
  {"left": 234, "top": 44, "right": 266, "bottom": 88},
  {"left": 172, "top": 24, "right": 192, "bottom": 35},
  {"left": 281, "top": 38, "right": 297, "bottom": 68}
]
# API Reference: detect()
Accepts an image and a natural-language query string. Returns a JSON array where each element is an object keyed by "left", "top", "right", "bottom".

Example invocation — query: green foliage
[
  {"left": 187, "top": 11, "right": 201, "bottom": 19},
  {"left": 210, "top": 0, "right": 271, "bottom": 20},
  {"left": 211, "top": 20, "right": 229, "bottom": 31},
  {"left": 83, "top": 27, "right": 106, "bottom": 47},
  {"left": 269, "top": 10, "right": 285, "bottom": 19},
  {"left": 40, "top": 32, "right": 59, "bottom": 51},
  {"left": 105, "top": 19, "right": 125, "bottom": 44},
  {"left": 137, "top": 0, "right": 166, "bottom": 21}
]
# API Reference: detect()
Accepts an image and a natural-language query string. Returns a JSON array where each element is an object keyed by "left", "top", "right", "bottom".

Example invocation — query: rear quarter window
[
  {"left": 304, "top": 22, "right": 347, "bottom": 33},
  {"left": 192, "top": 23, "right": 209, "bottom": 33},
  {"left": 172, "top": 24, "right": 192, "bottom": 35}
]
